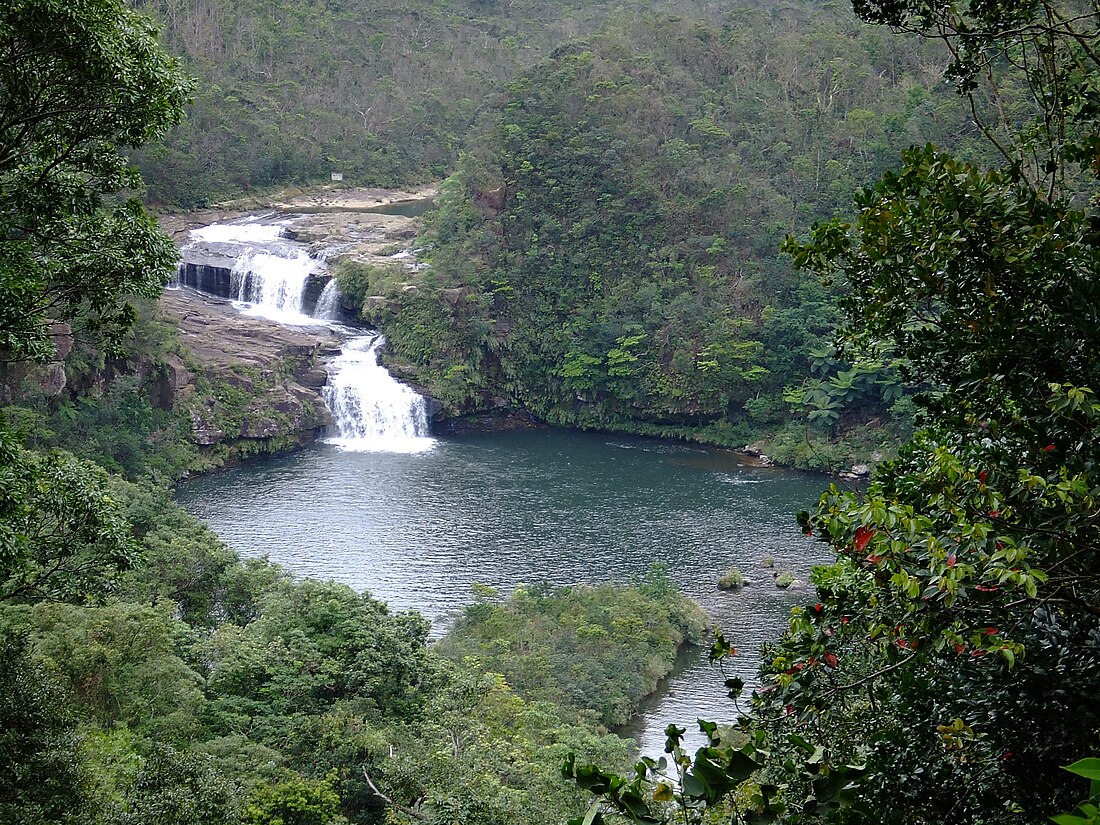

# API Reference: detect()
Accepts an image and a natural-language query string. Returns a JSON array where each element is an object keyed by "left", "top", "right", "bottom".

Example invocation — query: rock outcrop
[{"left": 158, "top": 289, "right": 341, "bottom": 465}]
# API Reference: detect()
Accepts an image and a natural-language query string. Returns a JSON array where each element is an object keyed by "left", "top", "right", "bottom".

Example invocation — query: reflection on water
[{"left": 175, "top": 429, "right": 834, "bottom": 754}]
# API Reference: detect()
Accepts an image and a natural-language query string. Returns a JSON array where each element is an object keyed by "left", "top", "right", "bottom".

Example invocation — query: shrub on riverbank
[{"left": 437, "top": 571, "right": 708, "bottom": 728}]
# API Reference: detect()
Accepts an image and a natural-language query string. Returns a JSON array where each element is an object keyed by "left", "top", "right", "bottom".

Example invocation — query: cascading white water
[
  {"left": 187, "top": 218, "right": 319, "bottom": 324},
  {"left": 313, "top": 279, "right": 342, "bottom": 320},
  {"left": 190, "top": 220, "right": 286, "bottom": 245},
  {"left": 231, "top": 246, "right": 316, "bottom": 323},
  {"left": 184, "top": 217, "right": 434, "bottom": 454},
  {"left": 323, "top": 335, "right": 436, "bottom": 453}
]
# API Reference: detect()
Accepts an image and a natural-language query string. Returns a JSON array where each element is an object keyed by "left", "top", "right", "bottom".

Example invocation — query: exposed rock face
[
  {"left": 474, "top": 184, "right": 507, "bottom": 216},
  {"left": 158, "top": 289, "right": 340, "bottom": 462},
  {"left": 50, "top": 323, "right": 73, "bottom": 360},
  {"left": 176, "top": 261, "right": 234, "bottom": 298},
  {"left": 40, "top": 362, "right": 67, "bottom": 397}
]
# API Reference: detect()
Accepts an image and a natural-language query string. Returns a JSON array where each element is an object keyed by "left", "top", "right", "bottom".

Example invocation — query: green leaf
[
  {"left": 1049, "top": 814, "right": 1089, "bottom": 825},
  {"left": 682, "top": 773, "right": 707, "bottom": 799},
  {"left": 1064, "top": 759, "right": 1100, "bottom": 781}
]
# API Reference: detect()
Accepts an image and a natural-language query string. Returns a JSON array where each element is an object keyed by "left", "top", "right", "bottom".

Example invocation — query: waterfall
[
  {"left": 313, "top": 279, "right": 342, "bottom": 320},
  {"left": 322, "top": 335, "right": 435, "bottom": 453},
  {"left": 231, "top": 246, "right": 316, "bottom": 323},
  {"left": 186, "top": 218, "right": 319, "bottom": 324},
  {"left": 190, "top": 220, "right": 286, "bottom": 245}
]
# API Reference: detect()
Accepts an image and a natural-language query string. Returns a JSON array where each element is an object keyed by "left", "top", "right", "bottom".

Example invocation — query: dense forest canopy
[
  {"left": 329, "top": 8, "right": 991, "bottom": 468},
  {"left": 2, "top": 0, "right": 1099, "bottom": 822},
  {"left": 130, "top": 0, "right": 980, "bottom": 208}
]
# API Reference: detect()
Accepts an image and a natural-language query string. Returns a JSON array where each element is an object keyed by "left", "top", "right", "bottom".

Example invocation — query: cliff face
[{"left": 158, "top": 289, "right": 340, "bottom": 469}]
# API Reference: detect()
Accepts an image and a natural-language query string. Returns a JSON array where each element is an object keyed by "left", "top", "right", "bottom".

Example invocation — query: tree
[
  {"left": 0, "top": 0, "right": 191, "bottom": 362},
  {"left": 0, "top": 428, "right": 139, "bottom": 605},
  {"left": 0, "top": 634, "right": 96, "bottom": 825}
]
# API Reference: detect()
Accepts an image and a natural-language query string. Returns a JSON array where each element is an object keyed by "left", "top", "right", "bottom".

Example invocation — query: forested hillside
[
  {"left": 334, "top": 11, "right": 983, "bottom": 466},
  {"left": 131, "top": 0, "right": 725, "bottom": 204},
  {"left": 129, "top": 0, "right": 998, "bottom": 468}
]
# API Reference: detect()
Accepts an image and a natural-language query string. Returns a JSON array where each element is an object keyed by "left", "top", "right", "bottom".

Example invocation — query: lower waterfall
[{"left": 322, "top": 335, "right": 436, "bottom": 453}]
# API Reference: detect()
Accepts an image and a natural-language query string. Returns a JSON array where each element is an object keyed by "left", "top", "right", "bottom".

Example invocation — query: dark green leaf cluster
[{"left": 0, "top": 0, "right": 191, "bottom": 361}]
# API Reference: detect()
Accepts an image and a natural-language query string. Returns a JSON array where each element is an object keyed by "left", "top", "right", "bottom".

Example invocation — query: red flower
[
  {"left": 854, "top": 526, "right": 876, "bottom": 552},
  {"left": 955, "top": 643, "right": 966, "bottom": 654},
  {"left": 1043, "top": 444, "right": 1056, "bottom": 452},
  {"left": 988, "top": 510, "right": 1000, "bottom": 518},
  {"left": 982, "top": 627, "right": 998, "bottom": 636},
  {"left": 814, "top": 603, "right": 823, "bottom": 613},
  {"left": 978, "top": 470, "right": 987, "bottom": 484},
  {"left": 841, "top": 616, "right": 850, "bottom": 625},
  {"left": 946, "top": 553, "right": 957, "bottom": 568},
  {"left": 824, "top": 653, "right": 838, "bottom": 668}
]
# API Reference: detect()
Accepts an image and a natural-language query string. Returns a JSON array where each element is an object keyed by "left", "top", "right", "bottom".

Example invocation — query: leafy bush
[
  {"left": 438, "top": 573, "right": 707, "bottom": 727},
  {"left": 717, "top": 567, "right": 745, "bottom": 590}
]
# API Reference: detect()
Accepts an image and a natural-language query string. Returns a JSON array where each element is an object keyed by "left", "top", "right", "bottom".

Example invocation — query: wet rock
[
  {"left": 159, "top": 289, "right": 339, "bottom": 455},
  {"left": 296, "top": 368, "right": 329, "bottom": 389},
  {"left": 388, "top": 225, "right": 418, "bottom": 241},
  {"left": 190, "top": 409, "right": 224, "bottom": 446},
  {"left": 156, "top": 353, "right": 194, "bottom": 410},
  {"left": 163, "top": 354, "right": 192, "bottom": 392}
]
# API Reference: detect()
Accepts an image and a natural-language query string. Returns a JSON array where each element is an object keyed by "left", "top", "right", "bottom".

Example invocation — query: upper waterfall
[
  {"left": 322, "top": 335, "right": 436, "bottom": 453},
  {"left": 187, "top": 217, "right": 319, "bottom": 324}
]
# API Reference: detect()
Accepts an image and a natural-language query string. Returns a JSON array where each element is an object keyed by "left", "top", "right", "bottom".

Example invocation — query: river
[
  {"left": 172, "top": 208, "right": 838, "bottom": 754},
  {"left": 176, "top": 427, "right": 835, "bottom": 754}
]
